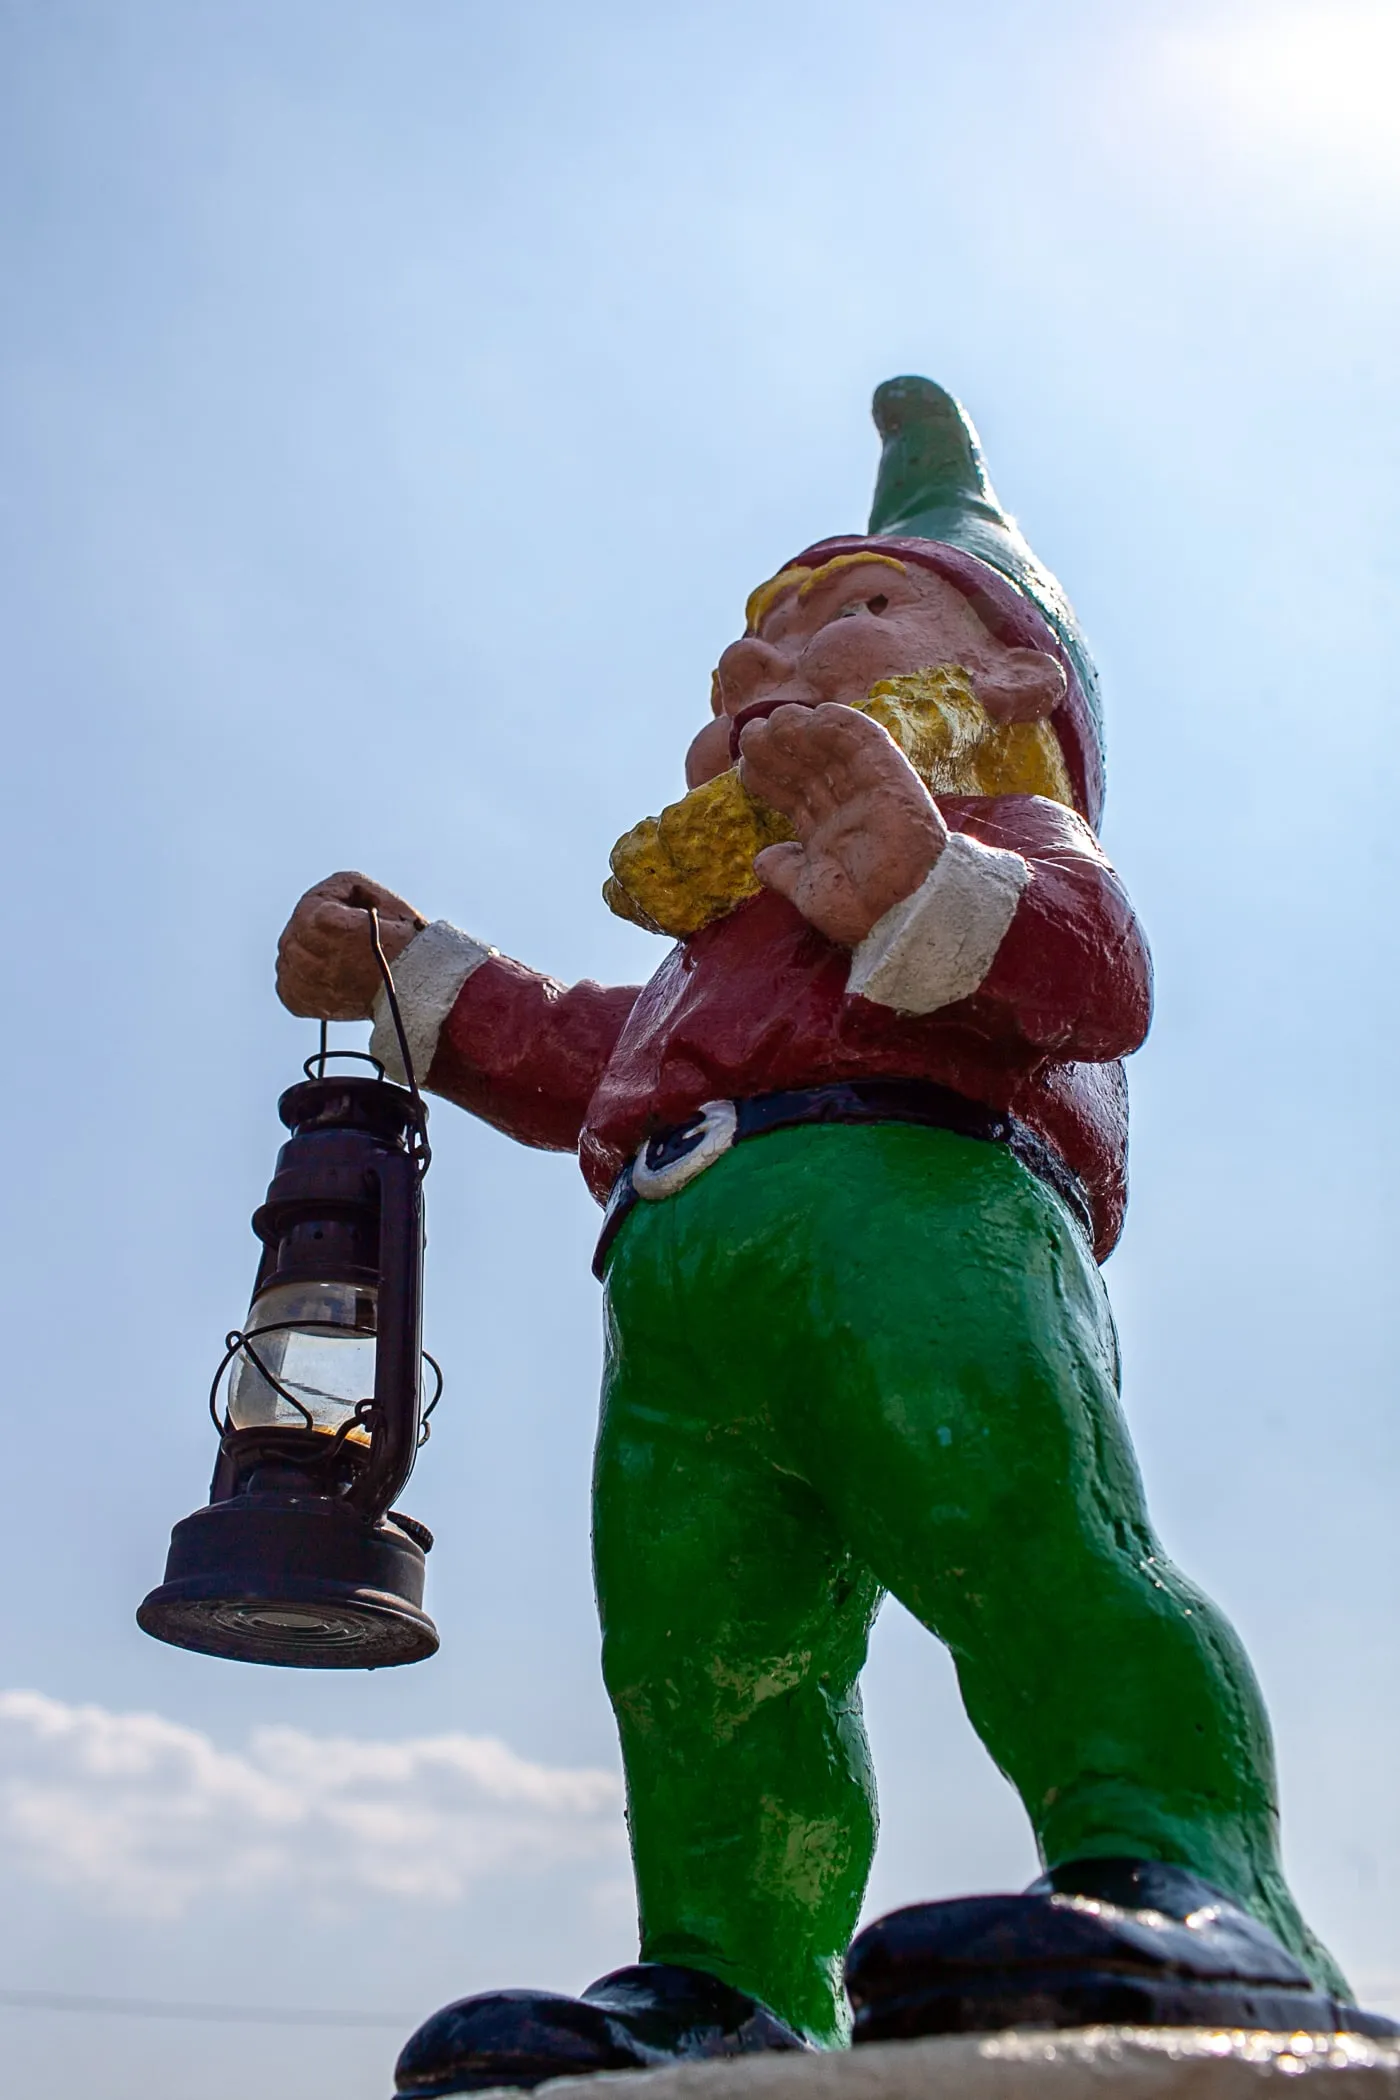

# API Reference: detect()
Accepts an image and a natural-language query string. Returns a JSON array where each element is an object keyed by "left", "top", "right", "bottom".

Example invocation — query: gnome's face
[{"left": 685, "top": 552, "right": 1066, "bottom": 789}]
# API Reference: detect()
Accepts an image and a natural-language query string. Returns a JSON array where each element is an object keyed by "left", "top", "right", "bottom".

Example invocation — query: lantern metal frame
[{"left": 138, "top": 910, "right": 446, "bottom": 1670}]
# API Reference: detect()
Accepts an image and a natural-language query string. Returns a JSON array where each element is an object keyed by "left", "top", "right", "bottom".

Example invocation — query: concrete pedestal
[{"left": 481, "top": 2029, "right": 1400, "bottom": 2100}]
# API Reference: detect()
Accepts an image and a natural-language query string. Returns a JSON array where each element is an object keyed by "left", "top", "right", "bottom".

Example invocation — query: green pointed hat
[{"left": 798, "top": 377, "right": 1105, "bottom": 820}]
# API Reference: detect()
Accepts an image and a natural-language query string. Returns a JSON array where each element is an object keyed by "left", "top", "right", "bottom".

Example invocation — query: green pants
[{"left": 594, "top": 1123, "right": 1341, "bottom": 2045}]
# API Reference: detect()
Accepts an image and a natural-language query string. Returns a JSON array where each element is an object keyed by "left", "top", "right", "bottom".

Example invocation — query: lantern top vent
[{"left": 277, "top": 1074, "right": 420, "bottom": 1149}]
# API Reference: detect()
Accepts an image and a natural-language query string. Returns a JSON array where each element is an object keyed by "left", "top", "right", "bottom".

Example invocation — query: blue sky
[{"left": 2, "top": 3, "right": 1399, "bottom": 2094}]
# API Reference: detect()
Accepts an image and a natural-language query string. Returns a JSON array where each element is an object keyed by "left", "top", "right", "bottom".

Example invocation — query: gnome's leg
[
  {"left": 780, "top": 1122, "right": 1348, "bottom": 2001},
  {"left": 595, "top": 1206, "right": 883, "bottom": 2049}
]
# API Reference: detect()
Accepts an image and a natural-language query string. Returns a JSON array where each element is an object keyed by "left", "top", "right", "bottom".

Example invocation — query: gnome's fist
[
  {"left": 276, "top": 871, "right": 426, "bottom": 1021},
  {"left": 738, "top": 704, "right": 946, "bottom": 945}
]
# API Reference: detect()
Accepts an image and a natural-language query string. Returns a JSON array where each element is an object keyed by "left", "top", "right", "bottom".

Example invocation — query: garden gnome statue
[{"left": 277, "top": 379, "right": 1389, "bottom": 2095}]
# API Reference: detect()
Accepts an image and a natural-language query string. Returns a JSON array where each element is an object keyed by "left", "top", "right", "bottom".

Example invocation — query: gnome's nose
[{"left": 713, "top": 635, "right": 796, "bottom": 716}]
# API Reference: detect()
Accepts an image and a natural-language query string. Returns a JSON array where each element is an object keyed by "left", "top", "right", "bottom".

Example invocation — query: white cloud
[{"left": 0, "top": 1690, "right": 626, "bottom": 1921}]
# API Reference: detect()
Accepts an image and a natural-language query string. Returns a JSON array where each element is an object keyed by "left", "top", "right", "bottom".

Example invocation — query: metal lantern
[{"left": 139, "top": 919, "right": 443, "bottom": 1669}]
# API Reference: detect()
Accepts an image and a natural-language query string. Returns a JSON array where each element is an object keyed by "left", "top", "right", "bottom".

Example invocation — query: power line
[{"left": 0, "top": 1988, "right": 407, "bottom": 2030}]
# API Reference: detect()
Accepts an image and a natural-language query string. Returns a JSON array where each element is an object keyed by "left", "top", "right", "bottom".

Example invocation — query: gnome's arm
[
  {"left": 848, "top": 794, "right": 1151, "bottom": 1062},
  {"left": 367, "top": 924, "right": 641, "bottom": 1151}
]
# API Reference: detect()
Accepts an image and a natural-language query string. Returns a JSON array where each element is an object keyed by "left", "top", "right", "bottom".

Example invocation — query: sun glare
[{"left": 1167, "top": 3, "right": 1400, "bottom": 182}]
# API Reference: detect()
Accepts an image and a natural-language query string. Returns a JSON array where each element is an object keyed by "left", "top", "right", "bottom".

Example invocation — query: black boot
[
  {"left": 393, "top": 1961, "right": 812, "bottom": 2096},
  {"left": 845, "top": 1857, "right": 1400, "bottom": 2042}
]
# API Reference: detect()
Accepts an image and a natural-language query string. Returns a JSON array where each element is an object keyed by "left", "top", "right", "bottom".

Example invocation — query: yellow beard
[{"left": 604, "top": 665, "right": 1074, "bottom": 939}]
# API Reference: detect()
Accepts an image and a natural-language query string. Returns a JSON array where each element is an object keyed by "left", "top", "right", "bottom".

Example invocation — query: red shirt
[{"left": 426, "top": 794, "right": 1152, "bottom": 1260}]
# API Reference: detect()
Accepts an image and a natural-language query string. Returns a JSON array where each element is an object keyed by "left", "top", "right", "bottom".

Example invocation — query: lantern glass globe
[{"left": 228, "top": 1278, "right": 378, "bottom": 1443}]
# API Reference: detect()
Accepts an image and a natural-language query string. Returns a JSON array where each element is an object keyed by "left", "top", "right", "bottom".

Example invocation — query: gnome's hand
[
  {"left": 277, "top": 870, "right": 426, "bottom": 1020},
  {"left": 738, "top": 704, "right": 947, "bottom": 945}
]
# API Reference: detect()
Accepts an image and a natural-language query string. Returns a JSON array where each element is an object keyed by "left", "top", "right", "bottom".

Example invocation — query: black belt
[{"left": 592, "top": 1078, "right": 1093, "bottom": 1278}]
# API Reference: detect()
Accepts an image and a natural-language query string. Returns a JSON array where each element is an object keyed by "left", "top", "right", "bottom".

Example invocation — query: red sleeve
[
  {"left": 946, "top": 795, "right": 1153, "bottom": 1063},
  {"left": 426, "top": 954, "right": 641, "bottom": 1152}
]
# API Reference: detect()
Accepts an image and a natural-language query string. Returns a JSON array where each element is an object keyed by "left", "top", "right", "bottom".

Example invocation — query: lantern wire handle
[
  {"left": 306, "top": 1009, "right": 386, "bottom": 1084},
  {"left": 363, "top": 905, "right": 432, "bottom": 1175},
  {"left": 417, "top": 1350, "right": 444, "bottom": 1445}
]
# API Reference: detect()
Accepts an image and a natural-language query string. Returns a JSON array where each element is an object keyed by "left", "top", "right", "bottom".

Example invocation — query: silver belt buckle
[{"left": 631, "top": 1099, "right": 738, "bottom": 1201}]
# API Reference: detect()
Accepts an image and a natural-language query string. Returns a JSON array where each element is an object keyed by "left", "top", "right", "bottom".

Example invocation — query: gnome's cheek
[
  {"left": 801, "top": 613, "right": 936, "bottom": 698},
  {"left": 684, "top": 714, "right": 737, "bottom": 789}
]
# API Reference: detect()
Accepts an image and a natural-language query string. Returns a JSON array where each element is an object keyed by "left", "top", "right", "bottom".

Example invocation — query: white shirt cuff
[
  {"left": 846, "top": 831, "right": 1031, "bottom": 1015},
  {"left": 369, "top": 919, "right": 493, "bottom": 1085}
]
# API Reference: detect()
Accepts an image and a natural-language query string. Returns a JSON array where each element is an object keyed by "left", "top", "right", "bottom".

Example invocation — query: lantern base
[{"left": 137, "top": 1492, "right": 438, "bottom": 1668}]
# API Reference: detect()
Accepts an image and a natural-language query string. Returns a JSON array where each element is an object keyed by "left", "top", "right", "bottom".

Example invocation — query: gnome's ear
[{"left": 974, "top": 648, "right": 1067, "bottom": 725}]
